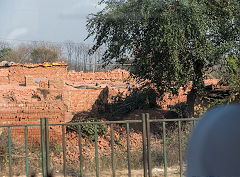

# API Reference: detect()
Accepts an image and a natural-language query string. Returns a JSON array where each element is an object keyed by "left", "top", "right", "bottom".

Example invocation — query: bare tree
[
  {"left": 64, "top": 41, "right": 75, "bottom": 70},
  {"left": 74, "top": 44, "right": 83, "bottom": 71},
  {"left": 0, "top": 40, "right": 106, "bottom": 70},
  {"left": 0, "top": 41, "right": 11, "bottom": 50}
]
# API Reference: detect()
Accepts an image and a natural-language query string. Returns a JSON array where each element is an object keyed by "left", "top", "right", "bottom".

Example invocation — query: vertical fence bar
[
  {"left": 8, "top": 127, "right": 12, "bottom": 177},
  {"left": 41, "top": 118, "right": 46, "bottom": 177},
  {"left": 192, "top": 120, "right": 195, "bottom": 128},
  {"left": 45, "top": 118, "right": 50, "bottom": 175},
  {"left": 25, "top": 126, "right": 29, "bottom": 177},
  {"left": 178, "top": 121, "right": 183, "bottom": 177},
  {"left": 110, "top": 124, "right": 116, "bottom": 177},
  {"left": 146, "top": 113, "right": 152, "bottom": 177},
  {"left": 78, "top": 125, "right": 83, "bottom": 177},
  {"left": 94, "top": 124, "right": 100, "bottom": 177},
  {"left": 163, "top": 121, "right": 167, "bottom": 177},
  {"left": 62, "top": 125, "right": 66, "bottom": 177},
  {"left": 192, "top": 118, "right": 197, "bottom": 127},
  {"left": 126, "top": 123, "right": 131, "bottom": 177},
  {"left": 142, "top": 114, "right": 147, "bottom": 177}
]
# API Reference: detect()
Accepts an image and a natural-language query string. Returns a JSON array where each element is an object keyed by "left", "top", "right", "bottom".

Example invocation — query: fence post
[
  {"left": 62, "top": 125, "right": 66, "bottom": 177},
  {"left": 8, "top": 127, "right": 12, "bottom": 177},
  {"left": 162, "top": 121, "right": 167, "bottom": 177},
  {"left": 110, "top": 124, "right": 116, "bottom": 177},
  {"left": 24, "top": 126, "right": 29, "bottom": 177},
  {"left": 126, "top": 123, "right": 131, "bottom": 177},
  {"left": 142, "top": 113, "right": 148, "bottom": 177},
  {"left": 78, "top": 125, "right": 84, "bottom": 177},
  {"left": 146, "top": 113, "right": 152, "bottom": 177},
  {"left": 40, "top": 118, "right": 47, "bottom": 177},
  {"left": 45, "top": 118, "right": 50, "bottom": 176},
  {"left": 94, "top": 124, "right": 100, "bottom": 177}
]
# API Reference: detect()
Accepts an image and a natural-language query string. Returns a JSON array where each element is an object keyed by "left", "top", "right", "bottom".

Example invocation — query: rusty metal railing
[{"left": 0, "top": 115, "right": 198, "bottom": 177}]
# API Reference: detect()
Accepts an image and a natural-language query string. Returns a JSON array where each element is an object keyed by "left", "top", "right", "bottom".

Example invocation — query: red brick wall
[
  {"left": 8, "top": 65, "right": 67, "bottom": 84},
  {"left": 0, "top": 103, "right": 65, "bottom": 143},
  {"left": 0, "top": 61, "right": 220, "bottom": 144},
  {"left": 0, "top": 67, "right": 9, "bottom": 84},
  {"left": 67, "top": 69, "right": 130, "bottom": 82},
  {"left": 159, "top": 87, "right": 191, "bottom": 110},
  {"left": 63, "top": 89, "right": 103, "bottom": 112}
]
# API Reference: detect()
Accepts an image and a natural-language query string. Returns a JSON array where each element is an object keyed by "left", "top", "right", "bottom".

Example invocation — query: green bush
[
  {"left": 227, "top": 56, "right": 240, "bottom": 90},
  {"left": 32, "top": 94, "right": 41, "bottom": 101},
  {"left": 68, "top": 118, "right": 107, "bottom": 141},
  {"left": 37, "top": 88, "right": 50, "bottom": 99},
  {"left": 51, "top": 141, "right": 62, "bottom": 156},
  {"left": 55, "top": 94, "right": 62, "bottom": 100}
]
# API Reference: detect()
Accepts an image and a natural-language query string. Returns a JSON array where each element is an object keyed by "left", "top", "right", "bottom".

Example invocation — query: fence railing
[{"left": 0, "top": 114, "right": 198, "bottom": 177}]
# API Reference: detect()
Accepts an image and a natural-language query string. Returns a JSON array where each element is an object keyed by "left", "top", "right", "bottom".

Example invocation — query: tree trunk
[
  {"left": 187, "top": 88, "right": 197, "bottom": 118},
  {"left": 187, "top": 60, "right": 204, "bottom": 118}
]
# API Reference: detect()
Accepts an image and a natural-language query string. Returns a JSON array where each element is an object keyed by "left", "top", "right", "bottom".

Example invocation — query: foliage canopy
[
  {"left": 0, "top": 48, "right": 12, "bottom": 61},
  {"left": 87, "top": 0, "right": 240, "bottom": 94},
  {"left": 31, "top": 46, "right": 60, "bottom": 63}
]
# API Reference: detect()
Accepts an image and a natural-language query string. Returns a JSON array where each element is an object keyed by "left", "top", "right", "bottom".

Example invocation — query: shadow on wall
[
  {"left": 71, "top": 86, "right": 190, "bottom": 121},
  {"left": 69, "top": 86, "right": 190, "bottom": 135},
  {"left": 70, "top": 86, "right": 159, "bottom": 122},
  {"left": 91, "top": 86, "right": 159, "bottom": 120}
]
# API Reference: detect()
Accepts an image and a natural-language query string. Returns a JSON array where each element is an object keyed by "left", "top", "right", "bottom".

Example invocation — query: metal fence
[{"left": 0, "top": 114, "right": 198, "bottom": 177}]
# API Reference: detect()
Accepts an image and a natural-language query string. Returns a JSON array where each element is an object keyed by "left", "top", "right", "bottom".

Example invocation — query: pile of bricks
[
  {"left": 0, "top": 103, "right": 65, "bottom": 143},
  {"left": 0, "top": 67, "right": 9, "bottom": 85},
  {"left": 25, "top": 76, "right": 38, "bottom": 87},
  {"left": 63, "top": 89, "right": 103, "bottom": 112},
  {"left": 49, "top": 78, "right": 64, "bottom": 89},
  {"left": 67, "top": 69, "right": 130, "bottom": 82},
  {"left": 39, "top": 80, "right": 49, "bottom": 88},
  {"left": 8, "top": 64, "right": 67, "bottom": 85}
]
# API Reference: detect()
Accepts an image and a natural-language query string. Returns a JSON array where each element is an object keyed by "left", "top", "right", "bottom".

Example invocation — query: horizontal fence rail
[{"left": 0, "top": 116, "right": 198, "bottom": 177}]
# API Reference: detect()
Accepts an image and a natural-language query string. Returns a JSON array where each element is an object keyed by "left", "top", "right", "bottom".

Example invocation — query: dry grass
[{"left": 0, "top": 122, "right": 193, "bottom": 177}]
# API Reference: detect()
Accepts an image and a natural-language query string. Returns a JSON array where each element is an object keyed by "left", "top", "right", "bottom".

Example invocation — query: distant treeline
[{"left": 0, "top": 40, "right": 123, "bottom": 72}]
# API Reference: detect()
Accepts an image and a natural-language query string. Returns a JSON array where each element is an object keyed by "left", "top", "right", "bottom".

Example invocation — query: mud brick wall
[
  {"left": 9, "top": 65, "right": 67, "bottom": 85},
  {"left": 4, "top": 123, "right": 63, "bottom": 145},
  {"left": 63, "top": 89, "right": 103, "bottom": 112},
  {"left": 39, "top": 80, "right": 49, "bottom": 88},
  {"left": 158, "top": 87, "right": 191, "bottom": 110},
  {"left": 49, "top": 78, "right": 64, "bottom": 89},
  {"left": 157, "top": 79, "right": 220, "bottom": 109},
  {"left": 0, "top": 67, "right": 9, "bottom": 84},
  {"left": 25, "top": 76, "right": 38, "bottom": 87},
  {"left": 68, "top": 69, "right": 130, "bottom": 82},
  {"left": 0, "top": 103, "right": 65, "bottom": 143}
]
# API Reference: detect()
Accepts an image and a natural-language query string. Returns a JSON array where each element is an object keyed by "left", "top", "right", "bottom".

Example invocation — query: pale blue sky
[{"left": 0, "top": 0, "right": 104, "bottom": 44}]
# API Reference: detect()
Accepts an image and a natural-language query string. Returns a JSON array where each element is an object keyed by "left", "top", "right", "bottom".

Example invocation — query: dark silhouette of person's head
[{"left": 186, "top": 104, "right": 240, "bottom": 177}]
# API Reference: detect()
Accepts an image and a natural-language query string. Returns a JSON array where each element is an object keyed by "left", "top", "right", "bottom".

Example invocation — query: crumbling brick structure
[
  {"left": 67, "top": 68, "right": 130, "bottom": 82},
  {"left": 8, "top": 62, "right": 67, "bottom": 85},
  {"left": 0, "top": 61, "right": 220, "bottom": 143}
]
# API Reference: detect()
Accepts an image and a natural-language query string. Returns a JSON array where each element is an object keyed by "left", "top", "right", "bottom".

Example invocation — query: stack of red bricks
[
  {"left": 67, "top": 69, "right": 130, "bottom": 82},
  {"left": 39, "top": 80, "right": 49, "bottom": 88},
  {"left": 0, "top": 103, "right": 65, "bottom": 143},
  {"left": 0, "top": 67, "right": 9, "bottom": 85}
]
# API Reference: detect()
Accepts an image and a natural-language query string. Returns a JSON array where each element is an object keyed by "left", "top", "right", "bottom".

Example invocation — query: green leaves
[
  {"left": 69, "top": 118, "right": 107, "bottom": 141},
  {"left": 0, "top": 48, "right": 12, "bottom": 61},
  {"left": 31, "top": 47, "right": 59, "bottom": 64},
  {"left": 227, "top": 56, "right": 240, "bottom": 90},
  {"left": 87, "top": 0, "right": 239, "bottom": 93}
]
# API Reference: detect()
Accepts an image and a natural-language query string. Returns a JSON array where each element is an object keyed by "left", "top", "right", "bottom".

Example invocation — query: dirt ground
[{"left": 7, "top": 167, "right": 183, "bottom": 177}]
